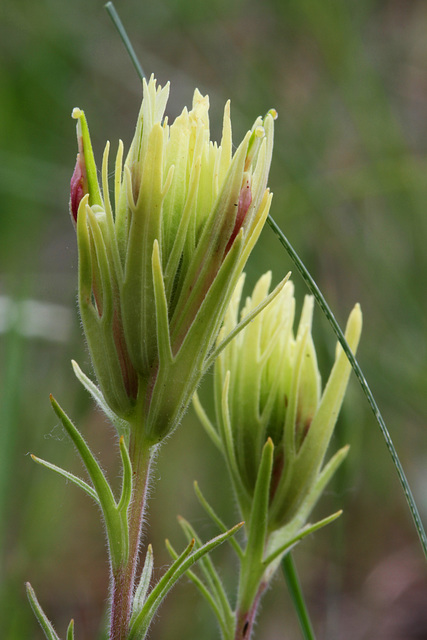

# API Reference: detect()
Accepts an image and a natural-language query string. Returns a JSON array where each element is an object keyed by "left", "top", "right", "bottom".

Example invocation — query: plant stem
[
  {"left": 234, "top": 581, "right": 266, "bottom": 640},
  {"left": 109, "top": 426, "right": 154, "bottom": 640}
]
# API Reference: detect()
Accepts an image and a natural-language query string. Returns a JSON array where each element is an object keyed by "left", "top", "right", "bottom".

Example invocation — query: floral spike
[{"left": 193, "top": 272, "right": 362, "bottom": 637}]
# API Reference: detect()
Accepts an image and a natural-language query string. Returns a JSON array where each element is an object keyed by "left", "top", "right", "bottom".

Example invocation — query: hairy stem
[
  {"left": 109, "top": 426, "right": 155, "bottom": 640},
  {"left": 234, "top": 581, "right": 267, "bottom": 640}
]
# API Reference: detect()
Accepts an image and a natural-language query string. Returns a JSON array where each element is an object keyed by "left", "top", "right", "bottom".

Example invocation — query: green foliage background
[{"left": 1, "top": 0, "right": 427, "bottom": 638}]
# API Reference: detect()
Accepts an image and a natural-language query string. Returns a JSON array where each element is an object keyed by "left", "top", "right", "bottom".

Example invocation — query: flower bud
[
  {"left": 208, "top": 273, "right": 362, "bottom": 529},
  {"left": 70, "top": 77, "right": 275, "bottom": 441}
]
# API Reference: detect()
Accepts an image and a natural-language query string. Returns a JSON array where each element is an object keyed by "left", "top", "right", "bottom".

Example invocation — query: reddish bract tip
[{"left": 70, "top": 152, "right": 87, "bottom": 224}]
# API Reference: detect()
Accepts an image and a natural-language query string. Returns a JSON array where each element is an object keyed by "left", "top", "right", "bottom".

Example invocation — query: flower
[
  {"left": 70, "top": 76, "right": 276, "bottom": 443},
  {"left": 196, "top": 272, "right": 362, "bottom": 530}
]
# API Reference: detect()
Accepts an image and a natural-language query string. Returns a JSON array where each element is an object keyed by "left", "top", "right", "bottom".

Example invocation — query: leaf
[
  {"left": 152, "top": 240, "right": 173, "bottom": 366},
  {"left": 128, "top": 523, "right": 243, "bottom": 640},
  {"left": 71, "top": 360, "right": 129, "bottom": 439},
  {"left": 281, "top": 555, "right": 315, "bottom": 640},
  {"left": 193, "top": 481, "right": 243, "bottom": 559},
  {"left": 131, "top": 545, "right": 154, "bottom": 624},
  {"left": 192, "top": 392, "right": 222, "bottom": 451},
  {"left": 30, "top": 454, "right": 100, "bottom": 505},
  {"left": 49, "top": 395, "right": 127, "bottom": 570},
  {"left": 165, "top": 539, "right": 228, "bottom": 637},
  {"left": 263, "top": 511, "right": 343, "bottom": 567},
  {"left": 245, "top": 438, "right": 273, "bottom": 566},
  {"left": 177, "top": 516, "right": 234, "bottom": 625},
  {"left": 117, "top": 435, "right": 132, "bottom": 515},
  {"left": 26, "top": 583, "right": 61, "bottom": 640},
  {"left": 66, "top": 620, "right": 75, "bottom": 640}
]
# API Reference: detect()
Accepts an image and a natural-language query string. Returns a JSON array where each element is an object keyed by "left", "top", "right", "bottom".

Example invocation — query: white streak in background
[{"left": 0, "top": 296, "right": 73, "bottom": 342}]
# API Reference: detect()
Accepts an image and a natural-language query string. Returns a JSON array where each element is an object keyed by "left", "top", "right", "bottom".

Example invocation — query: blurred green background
[{"left": 2, "top": 0, "right": 427, "bottom": 638}]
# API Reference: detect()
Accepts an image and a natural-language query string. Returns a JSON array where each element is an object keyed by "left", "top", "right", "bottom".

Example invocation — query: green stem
[
  {"left": 282, "top": 553, "right": 315, "bottom": 640},
  {"left": 266, "top": 214, "right": 427, "bottom": 560},
  {"left": 234, "top": 578, "right": 267, "bottom": 640},
  {"left": 109, "top": 425, "right": 154, "bottom": 640}
]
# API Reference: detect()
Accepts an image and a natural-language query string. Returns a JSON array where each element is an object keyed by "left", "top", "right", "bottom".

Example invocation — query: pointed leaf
[
  {"left": 128, "top": 523, "right": 243, "bottom": 640},
  {"left": 71, "top": 360, "right": 130, "bottom": 439},
  {"left": 192, "top": 392, "right": 222, "bottom": 451},
  {"left": 152, "top": 240, "right": 173, "bottom": 366},
  {"left": 66, "top": 620, "right": 75, "bottom": 640},
  {"left": 30, "top": 454, "right": 100, "bottom": 505},
  {"left": 177, "top": 516, "right": 234, "bottom": 624},
  {"left": 49, "top": 395, "right": 127, "bottom": 569},
  {"left": 245, "top": 438, "right": 273, "bottom": 565},
  {"left": 263, "top": 511, "right": 343, "bottom": 567},
  {"left": 131, "top": 545, "right": 154, "bottom": 624},
  {"left": 281, "top": 554, "right": 315, "bottom": 640},
  {"left": 26, "top": 583, "right": 61, "bottom": 640},
  {"left": 194, "top": 481, "right": 243, "bottom": 559},
  {"left": 117, "top": 435, "right": 133, "bottom": 514},
  {"left": 165, "top": 539, "right": 228, "bottom": 636}
]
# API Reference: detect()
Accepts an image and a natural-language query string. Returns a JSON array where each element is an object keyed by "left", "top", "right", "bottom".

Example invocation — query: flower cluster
[
  {"left": 196, "top": 272, "right": 362, "bottom": 531},
  {"left": 71, "top": 76, "right": 276, "bottom": 443}
]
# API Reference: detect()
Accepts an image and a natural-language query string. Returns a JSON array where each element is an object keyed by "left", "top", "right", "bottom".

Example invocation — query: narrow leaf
[
  {"left": 194, "top": 481, "right": 243, "bottom": 559},
  {"left": 66, "top": 619, "right": 75, "bottom": 640},
  {"left": 152, "top": 240, "right": 173, "bottom": 366},
  {"left": 105, "top": 1, "right": 146, "bottom": 81},
  {"left": 49, "top": 395, "right": 126, "bottom": 569},
  {"left": 131, "top": 545, "right": 154, "bottom": 623},
  {"left": 263, "top": 511, "right": 343, "bottom": 567},
  {"left": 245, "top": 438, "right": 274, "bottom": 565},
  {"left": 165, "top": 539, "right": 228, "bottom": 636},
  {"left": 128, "top": 524, "right": 243, "bottom": 640},
  {"left": 30, "top": 454, "right": 100, "bottom": 505},
  {"left": 192, "top": 392, "right": 222, "bottom": 451},
  {"left": 71, "top": 360, "right": 129, "bottom": 438},
  {"left": 26, "top": 583, "right": 61, "bottom": 640},
  {"left": 177, "top": 516, "right": 234, "bottom": 624},
  {"left": 117, "top": 435, "right": 132, "bottom": 514}
]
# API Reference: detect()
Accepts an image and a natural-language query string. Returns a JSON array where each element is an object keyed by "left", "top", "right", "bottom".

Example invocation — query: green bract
[
  {"left": 197, "top": 272, "right": 362, "bottom": 530},
  {"left": 70, "top": 76, "right": 275, "bottom": 443}
]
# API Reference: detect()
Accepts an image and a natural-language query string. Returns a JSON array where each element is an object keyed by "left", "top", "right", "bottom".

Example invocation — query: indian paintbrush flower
[
  {"left": 192, "top": 273, "right": 362, "bottom": 638},
  {"left": 202, "top": 271, "right": 362, "bottom": 529},
  {"left": 195, "top": 272, "right": 362, "bottom": 636},
  {"left": 70, "top": 75, "right": 276, "bottom": 444}
]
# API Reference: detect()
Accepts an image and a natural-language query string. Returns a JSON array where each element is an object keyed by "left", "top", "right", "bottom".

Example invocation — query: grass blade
[{"left": 104, "top": 2, "right": 145, "bottom": 81}]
